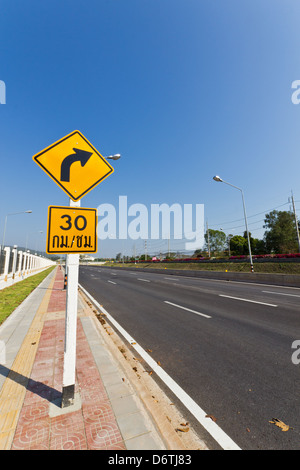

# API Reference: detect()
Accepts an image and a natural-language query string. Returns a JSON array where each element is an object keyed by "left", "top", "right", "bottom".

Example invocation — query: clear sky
[{"left": 1, "top": 0, "right": 300, "bottom": 258}]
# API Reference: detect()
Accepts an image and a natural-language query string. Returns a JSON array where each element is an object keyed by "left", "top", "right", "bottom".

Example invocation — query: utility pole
[
  {"left": 206, "top": 221, "right": 211, "bottom": 258},
  {"left": 291, "top": 191, "right": 300, "bottom": 252}
]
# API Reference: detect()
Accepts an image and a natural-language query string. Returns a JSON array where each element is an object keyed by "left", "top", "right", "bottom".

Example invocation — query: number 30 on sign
[{"left": 46, "top": 206, "right": 97, "bottom": 254}]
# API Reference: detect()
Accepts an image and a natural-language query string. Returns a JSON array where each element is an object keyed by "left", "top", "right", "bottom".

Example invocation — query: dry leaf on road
[
  {"left": 176, "top": 427, "right": 190, "bottom": 433},
  {"left": 269, "top": 418, "right": 289, "bottom": 432},
  {"left": 205, "top": 414, "right": 217, "bottom": 422}
]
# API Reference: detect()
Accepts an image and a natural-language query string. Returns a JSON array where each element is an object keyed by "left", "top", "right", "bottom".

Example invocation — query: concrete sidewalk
[{"left": 0, "top": 266, "right": 205, "bottom": 450}]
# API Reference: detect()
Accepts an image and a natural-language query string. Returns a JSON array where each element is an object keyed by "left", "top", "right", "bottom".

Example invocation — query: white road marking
[
  {"left": 164, "top": 301, "right": 211, "bottom": 319},
  {"left": 219, "top": 294, "right": 277, "bottom": 307},
  {"left": 262, "top": 290, "right": 300, "bottom": 298},
  {"left": 164, "top": 277, "right": 179, "bottom": 281},
  {"left": 79, "top": 284, "right": 241, "bottom": 450},
  {"left": 138, "top": 278, "right": 150, "bottom": 282},
  {"left": 107, "top": 280, "right": 116, "bottom": 285}
]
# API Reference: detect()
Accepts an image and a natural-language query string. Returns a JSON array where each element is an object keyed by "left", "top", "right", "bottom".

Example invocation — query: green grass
[
  {"left": 0, "top": 266, "right": 55, "bottom": 326},
  {"left": 104, "top": 262, "right": 300, "bottom": 275}
]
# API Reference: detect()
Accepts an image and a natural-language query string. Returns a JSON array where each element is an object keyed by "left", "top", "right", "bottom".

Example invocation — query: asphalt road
[{"left": 78, "top": 265, "right": 300, "bottom": 450}]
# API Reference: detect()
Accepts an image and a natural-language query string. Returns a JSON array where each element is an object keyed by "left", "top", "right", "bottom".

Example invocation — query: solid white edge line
[
  {"left": 219, "top": 294, "right": 277, "bottom": 307},
  {"left": 164, "top": 301, "right": 212, "bottom": 319},
  {"left": 79, "top": 283, "right": 241, "bottom": 450}
]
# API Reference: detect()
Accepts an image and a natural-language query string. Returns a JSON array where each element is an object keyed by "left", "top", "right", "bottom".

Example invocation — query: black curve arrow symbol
[{"left": 60, "top": 148, "right": 93, "bottom": 182}]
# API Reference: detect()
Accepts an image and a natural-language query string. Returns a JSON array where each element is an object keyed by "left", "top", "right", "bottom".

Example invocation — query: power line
[{"left": 209, "top": 201, "right": 290, "bottom": 228}]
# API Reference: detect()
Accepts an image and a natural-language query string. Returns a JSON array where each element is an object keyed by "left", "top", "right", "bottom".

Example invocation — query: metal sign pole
[{"left": 62, "top": 198, "right": 81, "bottom": 407}]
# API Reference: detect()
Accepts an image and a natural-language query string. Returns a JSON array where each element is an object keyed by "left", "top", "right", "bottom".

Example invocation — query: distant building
[{"left": 79, "top": 255, "right": 96, "bottom": 262}]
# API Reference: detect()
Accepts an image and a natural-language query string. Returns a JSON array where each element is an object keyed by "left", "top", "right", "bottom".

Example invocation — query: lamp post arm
[
  {"left": 220, "top": 180, "right": 242, "bottom": 192},
  {"left": 2, "top": 211, "right": 32, "bottom": 249},
  {"left": 2, "top": 215, "right": 8, "bottom": 249}
]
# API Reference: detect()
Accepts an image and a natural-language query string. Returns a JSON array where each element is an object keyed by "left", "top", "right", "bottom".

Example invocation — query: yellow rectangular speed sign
[{"left": 46, "top": 206, "right": 97, "bottom": 254}]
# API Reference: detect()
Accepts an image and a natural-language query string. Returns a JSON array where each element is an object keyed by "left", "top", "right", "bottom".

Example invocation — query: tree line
[{"left": 194, "top": 210, "right": 300, "bottom": 257}]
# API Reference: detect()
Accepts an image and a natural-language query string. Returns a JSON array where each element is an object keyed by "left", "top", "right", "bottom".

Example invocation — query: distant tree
[
  {"left": 139, "top": 254, "right": 150, "bottom": 261},
  {"left": 263, "top": 210, "right": 299, "bottom": 253},
  {"left": 251, "top": 237, "right": 266, "bottom": 255},
  {"left": 193, "top": 248, "right": 206, "bottom": 258},
  {"left": 229, "top": 231, "right": 266, "bottom": 256},
  {"left": 204, "top": 229, "right": 226, "bottom": 255},
  {"left": 230, "top": 235, "right": 246, "bottom": 255}
]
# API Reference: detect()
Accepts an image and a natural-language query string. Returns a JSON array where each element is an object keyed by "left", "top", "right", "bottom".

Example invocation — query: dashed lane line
[
  {"left": 164, "top": 301, "right": 211, "bottom": 319},
  {"left": 219, "top": 294, "right": 277, "bottom": 307}
]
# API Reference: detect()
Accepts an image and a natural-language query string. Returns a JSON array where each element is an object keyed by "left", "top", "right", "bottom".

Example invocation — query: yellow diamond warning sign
[
  {"left": 33, "top": 130, "right": 114, "bottom": 201},
  {"left": 46, "top": 206, "right": 97, "bottom": 254}
]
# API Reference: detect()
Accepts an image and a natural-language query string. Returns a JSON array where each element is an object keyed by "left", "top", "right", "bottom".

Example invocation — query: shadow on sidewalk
[
  {"left": 0, "top": 364, "right": 61, "bottom": 403},
  {"left": 35, "top": 286, "right": 65, "bottom": 291}
]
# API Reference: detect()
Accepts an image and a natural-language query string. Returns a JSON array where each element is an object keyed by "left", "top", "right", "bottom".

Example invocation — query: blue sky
[{"left": 1, "top": 0, "right": 300, "bottom": 258}]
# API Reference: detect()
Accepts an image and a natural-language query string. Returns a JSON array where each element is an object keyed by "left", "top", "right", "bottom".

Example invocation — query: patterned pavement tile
[
  {"left": 11, "top": 417, "right": 50, "bottom": 450},
  {"left": 49, "top": 410, "right": 87, "bottom": 450},
  {"left": 85, "top": 419, "right": 125, "bottom": 450},
  {"left": 6, "top": 267, "right": 126, "bottom": 450}
]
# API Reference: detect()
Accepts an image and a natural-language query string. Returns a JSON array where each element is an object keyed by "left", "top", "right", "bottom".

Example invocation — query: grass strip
[
  {"left": 105, "top": 262, "right": 300, "bottom": 275},
  {"left": 0, "top": 266, "right": 55, "bottom": 326}
]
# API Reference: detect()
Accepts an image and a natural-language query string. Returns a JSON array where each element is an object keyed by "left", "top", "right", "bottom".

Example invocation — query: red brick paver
[{"left": 10, "top": 268, "right": 126, "bottom": 450}]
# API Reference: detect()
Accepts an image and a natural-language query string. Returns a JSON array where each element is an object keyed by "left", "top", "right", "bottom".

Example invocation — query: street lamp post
[
  {"left": 2, "top": 210, "right": 32, "bottom": 249},
  {"left": 105, "top": 154, "right": 121, "bottom": 160},
  {"left": 213, "top": 176, "right": 254, "bottom": 272}
]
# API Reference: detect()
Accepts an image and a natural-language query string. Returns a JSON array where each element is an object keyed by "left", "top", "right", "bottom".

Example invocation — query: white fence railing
[{"left": 0, "top": 245, "right": 56, "bottom": 290}]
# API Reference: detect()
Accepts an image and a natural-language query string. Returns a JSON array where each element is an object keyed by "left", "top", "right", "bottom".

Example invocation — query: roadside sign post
[
  {"left": 62, "top": 198, "right": 80, "bottom": 407},
  {"left": 33, "top": 130, "right": 115, "bottom": 408},
  {"left": 45, "top": 199, "right": 97, "bottom": 407}
]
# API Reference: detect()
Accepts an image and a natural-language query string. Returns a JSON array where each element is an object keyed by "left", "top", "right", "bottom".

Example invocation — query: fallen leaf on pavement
[
  {"left": 205, "top": 414, "right": 217, "bottom": 422},
  {"left": 176, "top": 427, "right": 190, "bottom": 433},
  {"left": 269, "top": 418, "right": 289, "bottom": 432}
]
